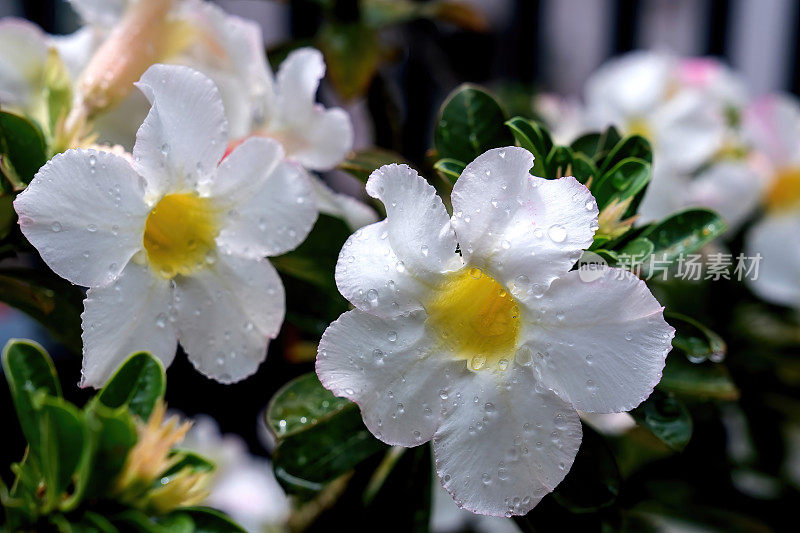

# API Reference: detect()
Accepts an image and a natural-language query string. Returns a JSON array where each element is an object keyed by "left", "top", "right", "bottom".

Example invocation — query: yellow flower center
[
  {"left": 626, "top": 117, "right": 652, "bottom": 140},
  {"left": 143, "top": 193, "right": 219, "bottom": 279},
  {"left": 766, "top": 167, "right": 800, "bottom": 212},
  {"left": 424, "top": 268, "right": 520, "bottom": 371}
]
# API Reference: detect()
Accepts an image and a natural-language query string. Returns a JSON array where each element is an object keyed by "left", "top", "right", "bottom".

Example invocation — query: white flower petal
[
  {"left": 309, "top": 173, "right": 378, "bottom": 230},
  {"left": 584, "top": 51, "right": 672, "bottom": 124},
  {"left": 15, "top": 149, "right": 149, "bottom": 287},
  {"left": 451, "top": 147, "right": 598, "bottom": 301},
  {"left": 525, "top": 266, "right": 674, "bottom": 413},
  {"left": 745, "top": 214, "right": 800, "bottom": 308},
  {"left": 433, "top": 365, "right": 582, "bottom": 516},
  {"left": 81, "top": 261, "right": 177, "bottom": 387},
  {"left": 745, "top": 95, "right": 800, "bottom": 168},
  {"left": 211, "top": 137, "right": 316, "bottom": 258},
  {"left": 685, "top": 161, "right": 765, "bottom": 231},
  {"left": 366, "top": 164, "right": 460, "bottom": 279},
  {"left": 271, "top": 47, "right": 353, "bottom": 170},
  {"left": 335, "top": 221, "right": 432, "bottom": 318},
  {"left": 67, "top": 0, "right": 128, "bottom": 26},
  {"left": 173, "top": 253, "right": 285, "bottom": 383},
  {"left": 0, "top": 17, "right": 49, "bottom": 109},
  {"left": 133, "top": 64, "right": 228, "bottom": 197},
  {"left": 176, "top": 1, "right": 273, "bottom": 139},
  {"left": 317, "top": 309, "right": 459, "bottom": 446},
  {"left": 50, "top": 26, "right": 101, "bottom": 81}
]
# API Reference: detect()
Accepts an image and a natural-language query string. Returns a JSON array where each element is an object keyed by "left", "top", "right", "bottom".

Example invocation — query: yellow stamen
[
  {"left": 424, "top": 268, "right": 520, "bottom": 371},
  {"left": 143, "top": 193, "right": 219, "bottom": 279},
  {"left": 626, "top": 117, "right": 652, "bottom": 140},
  {"left": 766, "top": 167, "right": 800, "bottom": 212}
]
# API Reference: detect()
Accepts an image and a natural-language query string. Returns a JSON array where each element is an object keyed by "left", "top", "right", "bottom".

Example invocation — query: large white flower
[
  {"left": 743, "top": 95, "right": 800, "bottom": 309},
  {"left": 14, "top": 64, "right": 316, "bottom": 386},
  {"left": 316, "top": 147, "right": 674, "bottom": 516},
  {"left": 182, "top": 415, "right": 290, "bottom": 533}
]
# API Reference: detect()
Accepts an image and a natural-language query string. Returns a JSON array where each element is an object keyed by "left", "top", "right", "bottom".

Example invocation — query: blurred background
[{"left": 2, "top": 1, "right": 800, "bottom": 531}]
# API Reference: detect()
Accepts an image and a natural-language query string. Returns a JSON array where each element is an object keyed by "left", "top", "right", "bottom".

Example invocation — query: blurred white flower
[
  {"left": 743, "top": 95, "right": 800, "bottom": 309},
  {"left": 182, "top": 415, "right": 290, "bottom": 533},
  {"left": 0, "top": 18, "right": 52, "bottom": 114},
  {"left": 316, "top": 147, "right": 674, "bottom": 516},
  {"left": 533, "top": 93, "right": 585, "bottom": 145},
  {"left": 583, "top": 51, "right": 760, "bottom": 228},
  {"left": 14, "top": 64, "right": 316, "bottom": 386}
]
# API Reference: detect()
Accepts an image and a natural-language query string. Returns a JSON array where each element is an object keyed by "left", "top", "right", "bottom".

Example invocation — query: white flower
[
  {"left": 743, "top": 95, "right": 800, "bottom": 309},
  {"left": 182, "top": 415, "right": 290, "bottom": 533},
  {"left": 0, "top": 17, "right": 51, "bottom": 114},
  {"left": 14, "top": 64, "right": 316, "bottom": 386},
  {"left": 63, "top": 0, "right": 270, "bottom": 148},
  {"left": 583, "top": 51, "right": 763, "bottom": 228},
  {"left": 316, "top": 147, "right": 674, "bottom": 516}
]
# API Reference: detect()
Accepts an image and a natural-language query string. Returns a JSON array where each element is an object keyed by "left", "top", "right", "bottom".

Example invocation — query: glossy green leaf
[
  {"left": 435, "top": 84, "right": 514, "bottom": 163},
  {"left": 591, "top": 157, "right": 651, "bottom": 211},
  {"left": 38, "top": 396, "right": 87, "bottom": 509},
  {"left": 162, "top": 507, "right": 246, "bottom": 533},
  {"left": 163, "top": 450, "right": 215, "bottom": 478},
  {"left": 0, "top": 268, "right": 84, "bottom": 353},
  {"left": 0, "top": 111, "right": 47, "bottom": 185},
  {"left": 544, "top": 145, "right": 575, "bottom": 180},
  {"left": 667, "top": 312, "right": 727, "bottom": 363},
  {"left": 338, "top": 148, "right": 411, "bottom": 183},
  {"left": 2, "top": 339, "right": 61, "bottom": 452},
  {"left": 570, "top": 132, "right": 602, "bottom": 158},
  {"left": 570, "top": 152, "right": 598, "bottom": 184},
  {"left": 631, "top": 391, "right": 693, "bottom": 451},
  {"left": 600, "top": 134, "right": 652, "bottom": 172},
  {"left": 433, "top": 158, "right": 466, "bottom": 183},
  {"left": 618, "top": 237, "right": 655, "bottom": 265},
  {"left": 266, "top": 372, "right": 352, "bottom": 440},
  {"left": 96, "top": 352, "right": 165, "bottom": 420},
  {"left": 318, "top": 23, "right": 380, "bottom": 100},
  {"left": 505, "top": 116, "right": 553, "bottom": 177},
  {"left": 550, "top": 424, "right": 621, "bottom": 513},
  {"left": 659, "top": 355, "right": 739, "bottom": 400},
  {"left": 639, "top": 209, "right": 727, "bottom": 265},
  {"left": 82, "top": 404, "right": 137, "bottom": 500}
]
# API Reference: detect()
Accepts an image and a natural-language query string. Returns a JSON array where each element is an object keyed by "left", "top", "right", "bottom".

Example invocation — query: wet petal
[{"left": 745, "top": 214, "right": 800, "bottom": 308}]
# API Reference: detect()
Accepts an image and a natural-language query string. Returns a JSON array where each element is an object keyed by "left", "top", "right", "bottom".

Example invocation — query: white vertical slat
[
  {"left": 541, "top": 0, "right": 615, "bottom": 96},
  {"left": 729, "top": 0, "right": 796, "bottom": 94},
  {"left": 637, "top": 0, "right": 707, "bottom": 56}
]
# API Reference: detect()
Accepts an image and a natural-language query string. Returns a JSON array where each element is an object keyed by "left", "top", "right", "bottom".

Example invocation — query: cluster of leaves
[{"left": 0, "top": 340, "right": 244, "bottom": 533}]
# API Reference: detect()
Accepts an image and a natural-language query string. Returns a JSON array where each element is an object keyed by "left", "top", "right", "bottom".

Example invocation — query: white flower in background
[
  {"left": 743, "top": 95, "right": 800, "bottom": 309},
  {"left": 225, "top": 46, "right": 374, "bottom": 230},
  {"left": 0, "top": 17, "right": 52, "bottom": 114},
  {"left": 583, "top": 51, "right": 759, "bottom": 227},
  {"left": 316, "top": 147, "right": 674, "bottom": 516},
  {"left": 62, "top": 0, "right": 270, "bottom": 148},
  {"left": 182, "top": 415, "right": 290, "bottom": 533},
  {"left": 533, "top": 93, "right": 585, "bottom": 146},
  {"left": 14, "top": 64, "right": 316, "bottom": 386}
]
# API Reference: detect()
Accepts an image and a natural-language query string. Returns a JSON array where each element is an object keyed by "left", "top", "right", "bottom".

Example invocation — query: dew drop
[
  {"left": 51, "top": 221, "right": 62, "bottom": 232},
  {"left": 548, "top": 224, "right": 567, "bottom": 243}
]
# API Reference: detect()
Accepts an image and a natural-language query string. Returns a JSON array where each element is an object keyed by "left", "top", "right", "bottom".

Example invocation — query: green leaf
[
  {"left": 570, "top": 132, "right": 601, "bottom": 158},
  {"left": 266, "top": 372, "right": 352, "bottom": 440},
  {"left": 270, "top": 374, "right": 387, "bottom": 494},
  {"left": 96, "top": 352, "right": 165, "bottom": 420},
  {"left": 81, "top": 404, "right": 137, "bottom": 500},
  {"left": 37, "top": 396, "right": 87, "bottom": 510},
  {"left": 617, "top": 237, "right": 655, "bottom": 265},
  {"left": 544, "top": 145, "right": 574, "bottom": 180},
  {"left": 338, "top": 148, "right": 411, "bottom": 183},
  {"left": 639, "top": 209, "right": 727, "bottom": 265},
  {"left": 162, "top": 450, "right": 215, "bottom": 478},
  {"left": 162, "top": 507, "right": 246, "bottom": 533},
  {"left": 505, "top": 116, "right": 553, "bottom": 177},
  {"left": 599, "top": 134, "right": 652, "bottom": 172},
  {"left": 550, "top": 424, "right": 621, "bottom": 513},
  {"left": 666, "top": 312, "right": 727, "bottom": 363},
  {"left": 570, "top": 152, "right": 598, "bottom": 184},
  {"left": 0, "top": 268, "right": 84, "bottom": 353},
  {"left": 0, "top": 193, "right": 15, "bottom": 240},
  {"left": 659, "top": 355, "right": 739, "bottom": 400},
  {"left": 433, "top": 158, "right": 466, "bottom": 183},
  {"left": 318, "top": 23, "right": 380, "bottom": 100},
  {"left": 631, "top": 390, "right": 693, "bottom": 451},
  {"left": 435, "top": 84, "right": 514, "bottom": 164},
  {"left": 591, "top": 157, "right": 651, "bottom": 211},
  {"left": 0, "top": 111, "right": 47, "bottom": 185},
  {"left": 2, "top": 339, "right": 61, "bottom": 453}
]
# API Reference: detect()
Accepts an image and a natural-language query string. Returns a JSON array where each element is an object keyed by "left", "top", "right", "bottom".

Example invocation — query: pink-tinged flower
[
  {"left": 743, "top": 95, "right": 800, "bottom": 309},
  {"left": 316, "top": 147, "right": 674, "bottom": 516},
  {"left": 15, "top": 65, "right": 317, "bottom": 386}
]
